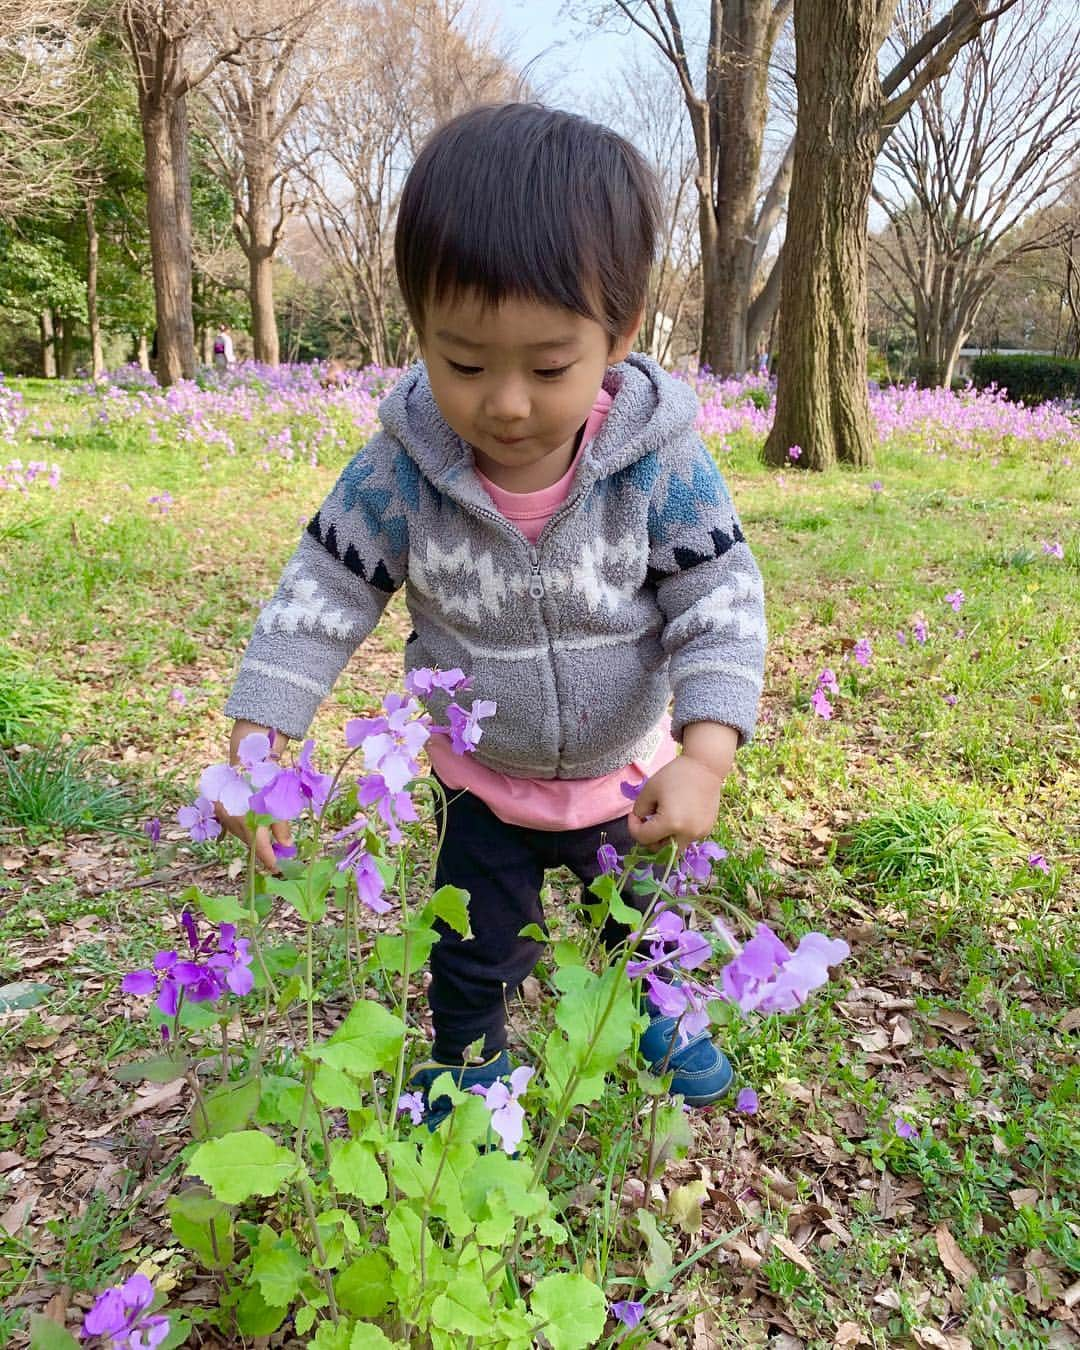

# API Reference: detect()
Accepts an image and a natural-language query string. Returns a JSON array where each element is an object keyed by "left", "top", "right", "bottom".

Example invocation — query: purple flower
[
  {"left": 810, "top": 687, "right": 834, "bottom": 720},
  {"left": 788, "top": 444, "right": 802, "bottom": 461},
  {"left": 944, "top": 589, "right": 965, "bottom": 613},
  {"left": 142, "top": 818, "right": 161, "bottom": 844},
  {"left": 943, "top": 693, "right": 958, "bottom": 706},
  {"left": 444, "top": 699, "right": 497, "bottom": 756},
  {"left": 170, "top": 687, "right": 187, "bottom": 707},
  {"left": 913, "top": 619, "right": 928, "bottom": 644},
  {"left": 597, "top": 842, "right": 621, "bottom": 875},
  {"left": 199, "top": 732, "right": 278, "bottom": 817},
  {"left": 249, "top": 739, "right": 333, "bottom": 820},
  {"left": 853, "top": 637, "right": 872, "bottom": 668},
  {"left": 397, "top": 1090, "right": 426, "bottom": 1125},
  {"left": 272, "top": 841, "right": 298, "bottom": 860},
  {"left": 720, "top": 923, "right": 850, "bottom": 1015},
  {"left": 471, "top": 1065, "right": 533, "bottom": 1153},
  {"left": 611, "top": 1299, "right": 645, "bottom": 1329},
  {"left": 347, "top": 694, "right": 430, "bottom": 791},
  {"left": 736, "top": 1087, "right": 759, "bottom": 1114},
  {"left": 356, "top": 773, "right": 418, "bottom": 844},
  {"left": 1041, "top": 540, "right": 1064, "bottom": 559},
  {"left": 620, "top": 779, "right": 644, "bottom": 801},
  {"left": 1027, "top": 853, "right": 1051, "bottom": 874},
  {"left": 896, "top": 629, "right": 908, "bottom": 646},
  {"left": 205, "top": 924, "right": 255, "bottom": 996},
  {"left": 870, "top": 480, "right": 884, "bottom": 493},
  {"left": 79, "top": 1273, "right": 169, "bottom": 1348},
  {"left": 177, "top": 795, "right": 221, "bottom": 842},
  {"left": 404, "top": 666, "right": 472, "bottom": 697},
  {"left": 672, "top": 839, "right": 727, "bottom": 896},
  {"left": 122, "top": 913, "right": 253, "bottom": 1015},
  {"left": 894, "top": 1118, "right": 917, "bottom": 1140},
  {"left": 817, "top": 668, "right": 839, "bottom": 694}
]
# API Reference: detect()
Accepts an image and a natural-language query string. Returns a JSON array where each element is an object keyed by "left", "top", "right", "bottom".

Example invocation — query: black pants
[{"left": 429, "top": 782, "right": 641, "bottom": 1062}]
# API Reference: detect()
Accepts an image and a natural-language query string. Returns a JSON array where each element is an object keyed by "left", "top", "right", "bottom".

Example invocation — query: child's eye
[
  {"left": 535, "top": 365, "right": 572, "bottom": 380},
  {"left": 447, "top": 360, "right": 482, "bottom": 375}
]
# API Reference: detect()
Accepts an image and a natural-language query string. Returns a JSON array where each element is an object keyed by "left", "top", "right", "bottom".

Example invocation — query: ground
[{"left": 0, "top": 371, "right": 1077, "bottom": 1349}]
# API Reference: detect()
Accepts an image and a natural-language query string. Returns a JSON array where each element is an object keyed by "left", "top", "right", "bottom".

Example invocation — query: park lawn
[{"left": 0, "top": 375, "right": 1077, "bottom": 1349}]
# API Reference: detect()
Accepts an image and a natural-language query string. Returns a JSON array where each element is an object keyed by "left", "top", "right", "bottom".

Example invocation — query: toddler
[{"left": 220, "top": 103, "right": 767, "bottom": 1115}]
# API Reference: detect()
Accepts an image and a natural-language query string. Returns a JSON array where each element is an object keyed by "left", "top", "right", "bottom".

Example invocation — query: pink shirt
[{"left": 425, "top": 389, "right": 678, "bottom": 829}]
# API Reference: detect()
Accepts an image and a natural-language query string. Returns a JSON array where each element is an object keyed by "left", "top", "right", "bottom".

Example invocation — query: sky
[{"left": 488, "top": 0, "right": 655, "bottom": 108}]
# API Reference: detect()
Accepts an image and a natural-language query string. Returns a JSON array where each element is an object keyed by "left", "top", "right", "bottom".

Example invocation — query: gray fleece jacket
[{"left": 225, "top": 354, "right": 766, "bottom": 779}]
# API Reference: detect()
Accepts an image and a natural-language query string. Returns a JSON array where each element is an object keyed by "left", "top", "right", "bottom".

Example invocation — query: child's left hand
[{"left": 626, "top": 722, "right": 738, "bottom": 852}]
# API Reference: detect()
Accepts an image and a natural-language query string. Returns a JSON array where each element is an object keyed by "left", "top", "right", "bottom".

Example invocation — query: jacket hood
[{"left": 377, "top": 354, "right": 700, "bottom": 497}]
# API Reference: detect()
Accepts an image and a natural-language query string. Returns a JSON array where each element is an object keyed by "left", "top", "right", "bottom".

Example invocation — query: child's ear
[{"left": 609, "top": 307, "right": 646, "bottom": 363}]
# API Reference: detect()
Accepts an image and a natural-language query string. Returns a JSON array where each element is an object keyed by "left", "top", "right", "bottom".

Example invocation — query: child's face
[{"left": 420, "top": 292, "right": 637, "bottom": 492}]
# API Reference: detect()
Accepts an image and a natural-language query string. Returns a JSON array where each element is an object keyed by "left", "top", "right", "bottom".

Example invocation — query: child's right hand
[{"left": 215, "top": 720, "right": 293, "bottom": 873}]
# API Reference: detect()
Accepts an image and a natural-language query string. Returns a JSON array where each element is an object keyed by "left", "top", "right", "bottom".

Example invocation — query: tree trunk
[
  {"left": 86, "top": 195, "right": 104, "bottom": 378},
  {"left": 139, "top": 99, "right": 195, "bottom": 385},
  {"left": 59, "top": 317, "right": 74, "bottom": 379},
  {"left": 764, "top": 0, "right": 889, "bottom": 469},
  {"left": 39, "top": 312, "right": 56, "bottom": 378}
]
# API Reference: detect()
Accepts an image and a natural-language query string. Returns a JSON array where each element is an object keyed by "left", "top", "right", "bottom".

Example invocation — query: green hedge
[{"left": 969, "top": 353, "right": 1080, "bottom": 405}]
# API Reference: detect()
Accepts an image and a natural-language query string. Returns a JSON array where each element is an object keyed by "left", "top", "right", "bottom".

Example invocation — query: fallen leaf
[
  {"left": 1058, "top": 1008, "right": 1080, "bottom": 1034},
  {"left": 913, "top": 1329, "right": 972, "bottom": 1350},
  {"left": 772, "top": 1233, "right": 815, "bottom": 1275},
  {"left": 84, "top": 1079, "right": 185, "bottom": 1138},
  {"left": 935, "top": 1224, "right": 977, "bottom": 1287},
  {"left": 1010, "top": 1187, "right": 1040, "bottom": 1209},
  {"left": 0, "top": 1186, "right": 40, "bottom": 1236},
  {"left": 833, "top": 1324, "right": 865, "bottom": 1348}
]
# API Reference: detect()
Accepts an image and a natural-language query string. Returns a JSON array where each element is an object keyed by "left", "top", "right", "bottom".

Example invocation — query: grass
[
  {"left": 0, "top": 377, "right": 1077, "bottom": 1348},
  {"left": 0, "top": 742, "right": 139, "bottom": 838}
]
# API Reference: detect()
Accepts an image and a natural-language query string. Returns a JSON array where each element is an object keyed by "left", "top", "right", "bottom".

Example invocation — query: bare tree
[
  {"left": 200, "top": 0, "right": 332, "bottom": 365},
  {"left": 871, "top": 0, "right": 1080, "bottom": 387},
  {"left": 120, "top": 0, "right": 256, "bottom": 384},
  {"left": 585, "top": 0, "right": 794, "bottom": 374},
  {"left": 0, "top": 0, "right": 89, "bottom": 221},
  {"left": 294, "top": 0, "right": 517, "bottom": 366},
  {"left": 764, "top": 0, "right": 1020, "bottom": 471},
  {"left": 596, "top": 52, "right": 700, "bottom": 364}
]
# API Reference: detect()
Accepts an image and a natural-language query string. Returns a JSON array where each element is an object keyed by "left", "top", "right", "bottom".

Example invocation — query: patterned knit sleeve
[
  {"left": 225, "top": 434, "right": 410, "bottom": 739},
  {"left": 647, "top": 438, "right": 766, "bottom": 746}
]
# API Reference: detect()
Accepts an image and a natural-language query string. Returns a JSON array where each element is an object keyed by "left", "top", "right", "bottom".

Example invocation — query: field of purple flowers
[{"left": 0, "top": 364, "right": 1077, "bottom": 1350}]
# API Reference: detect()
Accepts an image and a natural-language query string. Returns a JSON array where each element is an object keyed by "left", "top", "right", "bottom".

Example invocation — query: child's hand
[
  {"left": 214, "top": 720, "right": 293, "bottom": 873},
  {"left": 627, "top": 722, "right": 738, "bottom": 851}
]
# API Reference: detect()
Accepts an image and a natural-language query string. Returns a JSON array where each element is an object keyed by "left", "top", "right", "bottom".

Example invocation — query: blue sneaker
[
  {"left": 639, "top": 997, "right": 733, "bottom": 1108},
  {"left": 406, "top": 1050, "right": 511, "bottom": 1130}
]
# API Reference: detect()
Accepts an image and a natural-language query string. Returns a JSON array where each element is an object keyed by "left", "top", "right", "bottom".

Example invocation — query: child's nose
[{"left": 483, "top": 378, "right": 531, "bottom": 424}]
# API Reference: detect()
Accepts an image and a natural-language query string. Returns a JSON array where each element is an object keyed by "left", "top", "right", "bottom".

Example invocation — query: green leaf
[
  {"left": 349, "top": 1325, "right": 397, "bottom": 1350},
  {"left": 328, "top": 1141, "right": 386, "bottom": 1204},
  {"left": 166, "top": 1187, "right": 234, "bottom": 1270},
  {"left": 518, "top": 923, "right": 548, "bottom": 942},
  {"left": 427, "top": 883, "right": 472, "bottom": 937},
  {"left": 256, "top": 1074, "right": 305, "bottom": 1127},
  {"left": 650, "top": 1103, "right": 694, "bottom": 1170},
  {"left": 552, "top": 939, "right": 584, "bottom": 967},
  {"left": 251, "top": 1233, "right": 308, "bottom": 1307},
  {"left": 183, "top": 887, "right": 249, "bottom": 925},
  {"left": 587, "top": 871, "right": 642, "bottom": 928},
  {"left": 188, "top": 1130, "right": 299, "bottom": 1204},
  {"left": 28, "top": 1315, "right": 80, "bottom": 1349},
  {"left": 312, "top": 1000, "right": 404, "bottom": 1076},
  {"left": 191, "top": 1076, "right": 261, "bottom": 1140},
  {"left": 0, "top": 981, "right": 52, "bottom": 1012},
  {"left": 265, "top": 875, "right": 325, "bottom": 923},
  {"left": 431, "top": 1274, "right": 497, "bottom": 1336},
  {"left": 636, "top": 1208, "right": 674, "bottom": 1288},
  {"left": 668, "top": 1179, "right": 708, "bottom": 1235},
  {"left": 529, "top": 1273, "right": 606, "bottom": 1350},
  {"left": 317, "top": 1208, "right": 361, "bottom": 1248},
  {"left": 334, "top": 1252, "right": 391, "bottom": 1319},
  {"left": 313, "top": 1062, "right": 366, "bottom": 1111},
  {"left": 236, "top": 1286, "right": 289, "bottom": 1337},
  {"left": 374, "top": 927, "right": 437, "bottom": 977},
  {"left": 113, "top": 1053, "right": 190, "bottom": 1084}
]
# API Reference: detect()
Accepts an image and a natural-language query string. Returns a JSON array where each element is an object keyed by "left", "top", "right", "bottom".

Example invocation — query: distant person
[
  {"left": 321, "top": 358, "right": 349, "bottom": 388},
  {"left": 755, "top": 342, "right": 770, "bottom": 376},
  {"left": 215, "top": 103, "right": 766, "bottom": 1123},
  {"left": 212, "top": 325, "right": 234, "bottom": 371}
]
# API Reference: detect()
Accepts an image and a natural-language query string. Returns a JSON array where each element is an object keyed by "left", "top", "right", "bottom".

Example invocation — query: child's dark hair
[{"left": 395, "top": 102, "right": 661, "bottom": 344}]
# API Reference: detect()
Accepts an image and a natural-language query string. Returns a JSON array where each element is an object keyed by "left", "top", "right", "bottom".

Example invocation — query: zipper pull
[{"left": 527, "top": 547, "right": 545, "bottom": 599}]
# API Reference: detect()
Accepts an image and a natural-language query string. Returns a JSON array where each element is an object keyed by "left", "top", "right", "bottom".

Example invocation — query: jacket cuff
[
  {"left": 670, "top": 661, "right": 763, "bottom": 747},
  {"left": 224, "top": 657, "right": 329, "bottom": 741}
]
